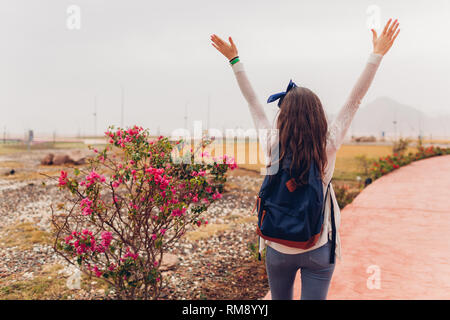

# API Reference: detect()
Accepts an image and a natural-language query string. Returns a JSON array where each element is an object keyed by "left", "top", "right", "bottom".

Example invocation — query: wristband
[{"left": 230, "top": 57, "right": 240, "bottom": 65}]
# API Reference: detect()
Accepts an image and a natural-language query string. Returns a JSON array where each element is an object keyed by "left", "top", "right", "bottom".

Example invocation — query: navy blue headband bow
[{"left": 267, "top": 79, "right": 298, "bottom": 107}]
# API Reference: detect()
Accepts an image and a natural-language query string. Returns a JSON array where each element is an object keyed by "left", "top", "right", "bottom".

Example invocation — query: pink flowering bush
[
  {"left": 370, "top": 145, "right": 450, "bottom": 179},
  {"left": 51, "top": 125, "right": 236, "bottom": 299}
]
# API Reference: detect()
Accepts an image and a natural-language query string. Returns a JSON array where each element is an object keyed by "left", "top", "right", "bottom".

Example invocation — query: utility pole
[
  {"left": 121, "top": 85, "right": 124, "bottom": 128},
  {"left": 93, "top": 96, "right": 97, "bottom": 137},
  {"left": 184, "top": 101, "right": 188, "bottom": 130},
  {"left": 393, "top": 109, "right": 397, "bottom": 141},
  {"left": 3, "top": 126, "right": 5, "bottom": 144},
  {"left": 207, "top": 94, "right": 211, "bottom": 134},
  {"left": 418, "top": 114, "right": 422, "bottom": 142}
]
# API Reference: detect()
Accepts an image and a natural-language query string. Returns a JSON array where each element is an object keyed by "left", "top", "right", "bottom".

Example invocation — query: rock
[
  {"left": 1, "top": 169, "right": 15, "bottom": 176},
  {"left": 66, "top": 269, "right": 81, "bottom": 290},
  {"left": 74, "top": 157, "right": 86, "bottom": 165},
  {"left": 53, "top": 154, "right": 75, "bottom": 165},
  {"left": 160, "top": 253, "right": 179, "bottom": 271},
  {"left": 23, "top": 272, "right": 34, "bottom": 280},
  {"left": 41, "top": 153, "right": 54, "bottom": 165}
]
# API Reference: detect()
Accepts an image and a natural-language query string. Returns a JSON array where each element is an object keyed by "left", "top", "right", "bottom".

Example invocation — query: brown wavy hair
[{"left": 269, "top": 86, "right": 328, "bottom": 185}]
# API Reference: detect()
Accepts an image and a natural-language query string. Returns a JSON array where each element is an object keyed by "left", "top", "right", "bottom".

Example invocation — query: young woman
[{"left": 211, "top": 19, "right": 400, "bottom": 300}]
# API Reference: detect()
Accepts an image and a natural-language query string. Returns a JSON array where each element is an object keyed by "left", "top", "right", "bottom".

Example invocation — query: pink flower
[
  {"left": 228, "top": 162, "right": 238, "bottom": 170},
  {"left": 80, "top": 197, "right": 93, "bottom": 216},
  {"left": 85, "top": 170, "right": 106, "bottom": 187},
  {"left": 101, "top": 231, "right": 112, "bottom": 248},
  {"left": 64, "top": 235, "right": 73, "bottom": 244},
  {"left": 151, "top": 233, "right": 157, "bottom": 240},
  {"left": 212, "top": 192, "right": 222, "bottom": 200},
  {"left": 123, "top": 247, "right": 138, "bottom": 260},
  {"left": 92, "top": 265, "right": 103, "bottom": 277},
  {"left": 58, "top": 170, "right": 68, "bottom": 186},
  {"left": 160, "top": 228, "right": 166, "bottom": 235}
]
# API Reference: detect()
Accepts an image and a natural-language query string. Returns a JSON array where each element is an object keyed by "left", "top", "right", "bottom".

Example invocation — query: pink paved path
[{"left": 264, "top": 155, "right": 450, "bottom": 300}]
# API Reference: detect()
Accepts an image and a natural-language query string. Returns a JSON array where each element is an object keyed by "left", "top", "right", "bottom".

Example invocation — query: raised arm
[
  {"left": 210, "top": 34, "right": 271, "bottom": 131},
  {"left": 327, "top": 19, "right": 400, "bottom": 153}
]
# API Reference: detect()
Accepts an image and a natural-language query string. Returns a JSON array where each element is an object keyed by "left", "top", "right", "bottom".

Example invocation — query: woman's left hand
[{"left": 210, "top": 34, "right": 238, "bottom": 61}]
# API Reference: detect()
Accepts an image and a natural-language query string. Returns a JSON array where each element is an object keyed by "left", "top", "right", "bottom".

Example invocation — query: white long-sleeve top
[{"left": 231, "top": 53, "right": 383, "bottom": 260}]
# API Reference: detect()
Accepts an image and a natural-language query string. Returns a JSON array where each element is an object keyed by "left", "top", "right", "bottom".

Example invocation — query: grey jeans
[{"left": 265, "top": 240, "right": 335, "bottom": 300}]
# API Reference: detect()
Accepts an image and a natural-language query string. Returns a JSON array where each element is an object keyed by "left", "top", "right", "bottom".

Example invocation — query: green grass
[
  {"left": 0, "top": 264, "right": 110, "bottom": 300},
  {"left": 0, "top": 222, "right": 53, "bottom": 250},
  {"left": 0, "top": 264, "right": 67, "bottom": 300},
  {"left": 333, "top": 145, "right": 417, "bottom": 181}
]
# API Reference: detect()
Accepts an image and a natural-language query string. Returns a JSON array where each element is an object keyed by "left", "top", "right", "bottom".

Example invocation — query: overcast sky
[{"left": 1, "top": 0, "right": 449, "bottom": 137}]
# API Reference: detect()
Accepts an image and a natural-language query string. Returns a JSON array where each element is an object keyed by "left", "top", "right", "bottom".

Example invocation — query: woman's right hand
[
  {"left": 210, "top": 34, "right": 239, "bottom": 61},
  {"left": 371, "top": 18, "right": 400, "bottom": 56}
]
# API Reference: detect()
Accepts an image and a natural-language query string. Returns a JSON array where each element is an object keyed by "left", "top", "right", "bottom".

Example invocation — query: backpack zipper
[{"left": 261, "top": 209, "right": 266, "bottom": 225}]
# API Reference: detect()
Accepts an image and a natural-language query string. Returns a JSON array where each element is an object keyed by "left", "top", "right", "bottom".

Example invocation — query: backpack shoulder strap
[{"left": 327, "top": 179, "right": 336, "bottom": 264}]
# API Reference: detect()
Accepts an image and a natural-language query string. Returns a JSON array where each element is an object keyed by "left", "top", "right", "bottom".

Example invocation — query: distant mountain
[{"left": 348, "top": 97, "right": 449, "bottom": 139}]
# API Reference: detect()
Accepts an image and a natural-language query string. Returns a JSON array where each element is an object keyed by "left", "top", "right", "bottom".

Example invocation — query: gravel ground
[{"left": 0, "top": 150, "right": 269, "bottom": 300}]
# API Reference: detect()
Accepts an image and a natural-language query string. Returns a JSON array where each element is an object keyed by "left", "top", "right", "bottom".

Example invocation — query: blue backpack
[{"left": 254, "top": 152, "right": 336, "bottom": 264}]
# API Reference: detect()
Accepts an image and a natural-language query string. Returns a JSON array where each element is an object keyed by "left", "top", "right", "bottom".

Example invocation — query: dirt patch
[
  {"left": 196, "top": 258, "right": 268, "bottom": 300},
  {"left": 0, "top": 222, "right": 53, "bottom": 250}
]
